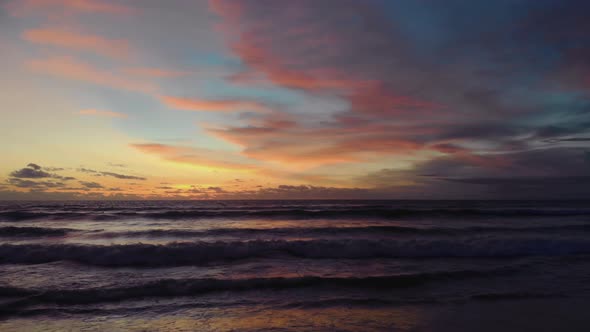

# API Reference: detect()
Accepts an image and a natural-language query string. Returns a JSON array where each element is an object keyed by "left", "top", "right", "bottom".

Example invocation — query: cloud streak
[
  {"left": 77, "top": 168, "right": 147, "bottom": 180},
  {"left": 8, "top": 0, "right": 135, "bottom": 16},
  {"left": 78, "top": 109, "right": 128, "bottom": 118},
  {"left": 22, "top": 28, "right": 131, "bottom": 59},
  {"left": 27, "top": 56, "right": 157, "bottom": 93},
  {"left": 131, "top": 143, "right": 257, "bottom": 171},
  {"left": 161, "top": 96, "right": 271, "bottom": 113}
]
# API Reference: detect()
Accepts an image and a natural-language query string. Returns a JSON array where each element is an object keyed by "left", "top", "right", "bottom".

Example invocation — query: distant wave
[
  {"left": 470, "top": 292, "right": 563, "bottom": 301},
  {"left": 0, "top": 211, "right": 91, "bottom": 221},
  {"left": 2, "top": 207, "right": 590, "bottom": 221},
  {"left": 0, "top": 268, "right": 510, "bottom": 307},
  {"left": 0, "top": 226, "right": 73, "bottom": 237},
  {"left": 0, "top": 223, "right": 588, "bottom": 241},
  {"left": 1, "top": 238, "right": 590, "bottom": 266},
  {"left": 94, "top": 224, "right": 590, "bottom": 239},
  {"left": 2, "top": 224, "right": 589, "bottom": 240}
]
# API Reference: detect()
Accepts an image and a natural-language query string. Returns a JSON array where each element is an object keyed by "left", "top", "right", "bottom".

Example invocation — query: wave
[
  {"left": 470, "top": 292, "right": 562, "bottom": 301},
  {"left": 1, "top": 238, "right": 589, "bottom": 267},
  {"left": 94, "top": 224, "right": 590, "bottom": 239},
  {"left": 276, "top": 297, "right": 438, "bottom": 309},
  {"left": 0, "top": 268, "right": 509, "bottom": 307},
  {"left": 2, "top": 207, "right": 590, "bottom": 221},
  {"left": 0, "top": 226, "right": 73, "bottom": 237},
  {"left": 1, "top": 224, "right": 589, "bottom": 240},
  {"left": 0, "top": 211, "right": 92, "bottom": 221}
]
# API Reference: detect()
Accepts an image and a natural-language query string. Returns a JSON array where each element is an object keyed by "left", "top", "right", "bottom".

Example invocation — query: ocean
[{"left": 1, "top": 200, "right": 590, "bottom": 331}]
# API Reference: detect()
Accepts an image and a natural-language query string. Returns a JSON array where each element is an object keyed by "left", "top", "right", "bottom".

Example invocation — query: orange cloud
[
  {"left": 207, "top": 121, "right": 424, "bottom": 169},
  {"left": 8, "top": 0, "right": 135, "bottom": 16},
  {"left": 23, "top": 28, "right": 131, "bottom": 59},
  {"left": 131, "top": 143, "right": 257, "bottom": 171},
  {"left": 160, "top": 96, "right": 271, "bottom": 113},
  {"left": 78, "top": 109, "right": 127, "bottom": 118},
  {"left": 27, "top": 56, "right": 157, "bottom": 93}
]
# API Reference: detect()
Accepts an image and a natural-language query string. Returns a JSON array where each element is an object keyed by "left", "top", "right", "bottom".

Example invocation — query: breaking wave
[
  {"left": 94, "top": 224, "right": 590, "bottom": 239},
  {"left": 0, "top": 226, "right": 73, "bottom": 237},
  {"left": 0, "top": 268, "right": 511, "bottom": 307},
  {"left": 2, "top": 207, "right": 590, "bottom": 221},
  {"left": 1, "top": 237, "right": 589, "bottom": 267}
]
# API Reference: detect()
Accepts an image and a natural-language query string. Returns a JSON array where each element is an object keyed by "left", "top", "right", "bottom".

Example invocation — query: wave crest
[
  {"left": 1, "top": 237, "right": 589, "bottom": 267},
  {"left": 2, "top": 207, "right": 590, "bottom": 221}
]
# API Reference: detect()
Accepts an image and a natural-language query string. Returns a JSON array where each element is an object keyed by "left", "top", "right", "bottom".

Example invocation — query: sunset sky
[{"left": 1, "top": 0, "right": 589, "bottom": 199}]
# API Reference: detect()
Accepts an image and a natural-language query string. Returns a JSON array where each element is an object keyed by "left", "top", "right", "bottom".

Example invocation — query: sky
[{"left": 1, "top": 0, "right": 589, "bottom": 200}]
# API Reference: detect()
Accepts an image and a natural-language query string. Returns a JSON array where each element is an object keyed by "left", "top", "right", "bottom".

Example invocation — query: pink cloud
[
  {"left": 22, "top": 28, "right": 131, "bottom": 59},
  {"left": 160, "top": 96, "right": 271, "bottom": 113},
  {"left": 27, "top": 56, "right": 157, "bottom": 93},
  {"left": 7, "top": 0, "right": 135, "bottom": 16}
]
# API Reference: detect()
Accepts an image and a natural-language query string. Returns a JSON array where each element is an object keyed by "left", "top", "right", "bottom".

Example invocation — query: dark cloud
[
  {"left": 9, "top": 163, "right": 75, "bottom": 181},
  {"left": 11, "top": 165, "right": 52, "bottom": 179},
  {"left": 59, "top": 187, "right": 90, "bottom": 192},
  {"left": 27, "top": 163, "right": 42, "bottom": 170},
  {"left": 357, "top": 147, "right": 590, "bottom": 199},
  {"left": 7, "top": 178, "right": 65, "bottom": 190},
  {"left": 545, "top": 137, "right": 590, "bottom": 143},
  {"left": 43, "top": 167, "right": 65, "bottom": 171},
  {"left": 100, "top": 171, "right": 146, "bottom": 181},
  {"left": 79, "top": 181, "right": 104, "bottom": 189},
  {"left": 443, "top": 176, "right": 590, "bottom": 186},
  {"left": 77, "top": 168, "right": 98, "bottom": 173},
  {"left": 76, "top": 168, "right": 146, "bottom": 180}
]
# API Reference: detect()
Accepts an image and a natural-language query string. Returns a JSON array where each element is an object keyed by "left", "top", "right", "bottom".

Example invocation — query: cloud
[
  {"left": 158, "top": 185, "right": 232, "bottom": 197},
  {"left": 78, "top": 109, "right": 128, "bottom": 118},
  {"left": 79, "top": 181, "right": 104, "bottom": 189},
  {"left": 76, "top": 167, "right": 146, "bottom": 180},
  {"left": 206, "top": 0, "right": 590, "bottom": 174},
  {"left": 7, "top": 0, "right": 135, "bottom": 16},
  {"left": 77, "top": 168, "right": 98, "bottom": 174},
  {"left": 124, "top": 67, "right": 190, "bottom": 78},
  {"left": 443, "top": 176, "right": 590, "bottom": 186},
  {"left": 356, "top": 147, "right": 590, "bottom": 199},
  {"left": 206, "top": 112, "right": 425, "bottom": 168},
  {"left": 43, "top": 167, "right": 65, "bottom": 171},
  {"left": 4, "top": 1, "right": 590, "bottom": 199},
  {"left": 131, "top": 143, "right": 256, "bottom": 170},
  {"left": 22, "top": 28, "right": 131, "bottom": 59},
  {"left": 100, "top": 171, "right": 146, "bottom": 180},
  {"left": 160, "top": 96, "right": 271, "bottom": 113},
  {"left": 221, "top": 184, "right": 371, "bottom": 200},
  {"left": 7, "top": 178, "right": 65, "bottom": 189},
  {"left": 9, "top": 163, "right": 75, "bottom": 181},
  {"left": 27, "top": 56, "right": 157, "bottom": 93}
]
